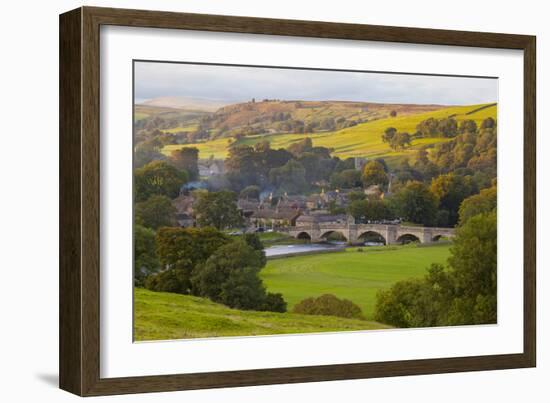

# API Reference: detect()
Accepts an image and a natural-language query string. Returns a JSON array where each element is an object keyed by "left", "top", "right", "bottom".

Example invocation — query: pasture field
[
  {"left": 261, "top": 243, "right": 451, "bottom": 320},
  {"left": 163, "top": 103, "right": 497, "bottom": 165},
  {"left": 134, "top": 288, "right": 388, "bottom": 341}
]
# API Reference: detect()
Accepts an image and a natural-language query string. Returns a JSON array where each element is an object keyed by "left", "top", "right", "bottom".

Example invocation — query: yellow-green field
[{"left": 163, "top": 103, "right": 497, "bottom": 164}]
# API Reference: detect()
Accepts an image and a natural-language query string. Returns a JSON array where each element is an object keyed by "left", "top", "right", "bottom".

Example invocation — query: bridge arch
[
  {"left": 296, "top": 231, "right": 312, "bottom": 241},
  {"left": 396, "top": 233, "right": 421, "bottom": 244},
  {"left": 320, "top": 230, "right": 348, "bottom": 242},
  {"left": 358, "top": 230, "right": 386, "bottom": 245}
]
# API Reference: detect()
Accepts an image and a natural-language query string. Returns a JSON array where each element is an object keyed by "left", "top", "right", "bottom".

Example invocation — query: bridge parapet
[{"left": 285, "top": 223, "right": 455, "bottom": 244}]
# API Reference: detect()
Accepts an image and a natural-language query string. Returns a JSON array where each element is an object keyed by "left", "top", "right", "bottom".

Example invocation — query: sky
[{"left": 134, "top": 61, "right": 498, "bottom": 106}]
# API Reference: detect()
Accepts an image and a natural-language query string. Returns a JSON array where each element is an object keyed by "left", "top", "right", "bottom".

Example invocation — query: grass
[
  {"left": 134, "top": 288, "right": 388, "bottom": 341},
  {"left": 260, "top": 243, "right": 451, "bottom": 320},
  {"left": 163, "top": 103, "right": 497, "bottom": 164}
]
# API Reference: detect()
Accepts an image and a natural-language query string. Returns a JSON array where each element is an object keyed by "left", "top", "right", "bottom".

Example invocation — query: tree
[
  {"left": 446, "top": 211, "right": 497, "bottom": 324},
  {"left": 392, "top": 181, "right": 438, "bottom": 225},
  {"left": 134, "top": 137, "right": 165, "bottom": 168},
  {"left": 374, "top": 211, "right": 497, "bottom": 327},
  {"left": 390, "top": 110, "right": 397, "bottom": 117},
  {"left": 194, "top": 190, "right": 243, "bottom": 230},
  {"left": 459, "top": 119, "right": 477, "bottom": 134},
  {"left": 239, "top": 185, "right": 261, "bottom": 200},
  {"left": 148, "top": 227, "right": 230, "bottom": 294},
  {"left": 135, "top": 195, "right": 176, "bottom": 230},
  {"left": 389, "top": 132, "right": 411, "bottom": 150},
  {"left": 287, "top": 137, "right": 313, "bottom": 157},
  {"left": 134, "top": 160, "right": 188, "bottom": 202},
  {"left": 480, "top": 117, "right": 496, "bottom": 129},
  {"left": 269, "top": 160, "right": 307, "bottom": 194},
  {"left": 416, "top": 117, "right": 439, "bottom": 138},
  {"left": 458, "top": 185, "right": 497, "bottom": 225},
  {"left": 191, "top": 240, "right": 284, "bottom": 311},
  {"left": 381, "top": 127, "right": 397, "bottom": 143},
  {"left": 134, "top": 224, "right": 159, "bottom": 285},
  {"left": 170, "top": 147, "right": 199, "bottom": 180},
  {"left": 329, "top": 169, "right": 362, "bottom": 189},
  {"left": 219, "top": 267, "right": 269, "bottom": 310},
  {"left": 347, "top": 200, "right": 391, "bottom": 222},
  {"left": 225, "top": 145, "right": 260, "bottom": 188},
  {"left": 437, "top": 117, "right": 458, "bottom": 138},
  {"left": 431, "top": 173, "right": 476, "bottom": 226},
  {"left": 362, "top": 160, "right": 388, "bottom": 188}
]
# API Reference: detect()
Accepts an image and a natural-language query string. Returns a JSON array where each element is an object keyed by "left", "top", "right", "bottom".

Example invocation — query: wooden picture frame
[{"left": 59, "top": 6, "right": 536, "bottom": 396}]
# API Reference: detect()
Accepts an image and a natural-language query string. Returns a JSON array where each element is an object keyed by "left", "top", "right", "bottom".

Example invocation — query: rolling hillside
[
  {"left": 162, "top": 103, "right": 497, "bottom": 166},
  {"left": 134, "top": 288, "right": 388, "bottom": 341},
  {"left": 209, "top": 100, "right": 446, "bottom": 131}
]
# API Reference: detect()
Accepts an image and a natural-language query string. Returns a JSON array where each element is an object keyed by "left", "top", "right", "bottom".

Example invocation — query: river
[{"left": 264, "top": 241, "right": 384, "bottom": 257}]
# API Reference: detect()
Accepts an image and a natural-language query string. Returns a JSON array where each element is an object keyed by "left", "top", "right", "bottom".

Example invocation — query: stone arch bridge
[{"left": 283, "top": 223, "right": 455, "bottom": 245}]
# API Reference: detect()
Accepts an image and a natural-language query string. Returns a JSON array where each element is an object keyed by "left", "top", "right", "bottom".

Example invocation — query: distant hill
[
  {"left": 140, "top": 96, "right": 232, "bottom": 112},
  {"left": 162, "top": 102, "right": 498, "bottom": 167},
  {"left": 203, "top": 100, "right": 448, "bottom": 138}
]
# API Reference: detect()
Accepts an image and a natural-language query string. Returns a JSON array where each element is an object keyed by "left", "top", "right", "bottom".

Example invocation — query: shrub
[
  {"left": 261, "top": 292, "right": 287, "bottom": 313},
  {"left": 293, "top": 294, "right": 363, "bottom": 319}
]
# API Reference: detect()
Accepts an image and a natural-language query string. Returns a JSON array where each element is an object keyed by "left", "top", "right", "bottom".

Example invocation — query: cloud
[{"left": 134, "top": 61, "right": 497, "bottom": 105}]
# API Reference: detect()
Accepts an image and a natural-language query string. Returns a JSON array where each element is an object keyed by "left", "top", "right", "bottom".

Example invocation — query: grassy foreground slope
[
  {"left": 163, "top": 103, "right": 497, "bottom": 163},
  {"left": 134, "top": 288, "right": 388, "bottom": 341},
  {"left": 261, "top": 244, "right": 451, "bottom": 320}
]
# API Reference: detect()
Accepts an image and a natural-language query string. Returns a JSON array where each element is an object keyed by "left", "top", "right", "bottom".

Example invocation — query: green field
[
  {"left": 163, "top": 103, "right": 497, "bottom": 165},
  {"left": 134, "top": 288, "right": 388, "bottom": 341},
  {"left": 261, "top": 243, "right": 451, "bottom": 320}
]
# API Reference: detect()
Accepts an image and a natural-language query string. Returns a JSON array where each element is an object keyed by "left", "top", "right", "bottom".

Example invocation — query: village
[{"left": 172, "top": 157, "right": 392, "bottom": 236}]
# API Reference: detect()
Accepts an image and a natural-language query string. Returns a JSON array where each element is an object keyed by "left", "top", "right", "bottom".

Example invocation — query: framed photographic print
[{"left": 59, "top": 6, "right": 536, "bottom": 396}]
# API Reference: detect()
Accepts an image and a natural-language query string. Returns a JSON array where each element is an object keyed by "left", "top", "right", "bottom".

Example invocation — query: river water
[
  {"left": 264, "top": 243, "right": 341, "bottom": 257},
  {"left": 264, "top": 241, "right": 384, "bottom": 257}
]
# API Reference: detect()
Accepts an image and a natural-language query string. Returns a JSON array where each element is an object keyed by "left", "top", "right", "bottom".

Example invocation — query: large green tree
[
  {"left": 347, "top": 200, "right": 391, "bottom": 222},
  {"left": 194, "top": 190, "right": 243, "bottom": 230},
  {"left": 392, "top": 181, "right": 438, "bottom": 226},
  {"left": 135, "top": 195, "right": 176, "bottom": 230},
  {"left": 269, "top": 160, "right": 307, "bottom": 194},
  {"left": 134, "top": 224, "right": 159, "bottom": 286},
  {"left": 191, "top": 240, "right": 286, "bottom": 312},
  {"left": 134, "top": 160, "right": 188, "bottom": 202},
  {"left": 458, "top": 185, "right": 497, "bottom": 225},
  {"left": 146, "top": 227, "right": 230, "bottom": 294},
  {"left": 431, "top": 173, "right": 476, "bottom": 226},
  {"left": 330, "top": 169, "right": 362, "bottom": 189},
  {"left": 374, "top": 211, "right": 497, "bottom": 327}
]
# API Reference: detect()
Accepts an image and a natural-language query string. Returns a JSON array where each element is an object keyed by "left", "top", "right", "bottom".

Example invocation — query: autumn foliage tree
[{"left": 361, "top": 160, "right": 388, "bottom": 188}]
